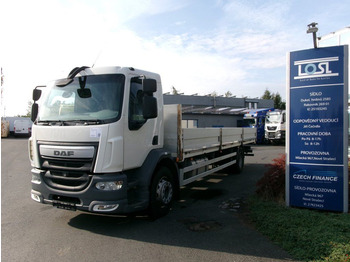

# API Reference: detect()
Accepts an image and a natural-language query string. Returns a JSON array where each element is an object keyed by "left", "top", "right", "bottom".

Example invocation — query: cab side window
[{"left": 129, "top": 77, "right": 146, "bottom": 130}]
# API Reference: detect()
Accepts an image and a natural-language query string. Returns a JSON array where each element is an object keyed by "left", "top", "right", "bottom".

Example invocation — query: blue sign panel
[{"left": 287, "top": 46, "right": 348, "bottom": 212}]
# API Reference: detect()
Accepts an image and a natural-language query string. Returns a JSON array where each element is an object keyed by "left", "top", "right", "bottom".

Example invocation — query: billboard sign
[{"left": 286, "top": 46, "right": 348, "bottom": 212}]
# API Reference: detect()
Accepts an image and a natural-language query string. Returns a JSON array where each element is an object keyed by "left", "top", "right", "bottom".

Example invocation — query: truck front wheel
[{"left": 149, "top": 166, "right": 174, "bottom": 219}]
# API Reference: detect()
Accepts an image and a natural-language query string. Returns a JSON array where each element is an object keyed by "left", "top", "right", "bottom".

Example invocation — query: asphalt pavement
[{"left": 2, "top": 138, "right": 297, "bottom": 262}]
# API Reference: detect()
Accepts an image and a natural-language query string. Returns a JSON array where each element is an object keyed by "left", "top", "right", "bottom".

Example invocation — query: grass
[{"left": 247, "top": 196, "right": 350, "bottom": 262}]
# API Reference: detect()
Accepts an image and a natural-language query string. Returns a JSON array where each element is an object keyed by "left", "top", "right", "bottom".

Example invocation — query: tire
[
  {"left": 232, "top": 147, "right": 244, "bottom": 174},
  {"left": 149, "top": 166, "right": 174, "bottom": 219}
]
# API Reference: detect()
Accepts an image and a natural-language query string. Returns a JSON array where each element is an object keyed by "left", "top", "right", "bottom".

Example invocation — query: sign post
[{"left": 286, "top": 46, "right": 348, "bottom": 213}]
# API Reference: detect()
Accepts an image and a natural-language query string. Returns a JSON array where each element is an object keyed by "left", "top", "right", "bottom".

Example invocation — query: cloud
[
  {"left": 4, "top": 0, "right": 342, "bottom": 115},
  {"left": 95, "top": 30, "right": 246, "bottom": 96},
  {"left": 220, "top": 0, "right": 291, "bottom": 31},
  {"left": 94, "top": 0, "right": 188, "bottom": 26}
]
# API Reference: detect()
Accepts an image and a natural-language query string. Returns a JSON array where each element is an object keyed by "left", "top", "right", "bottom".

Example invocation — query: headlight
[
  {"left": 93, "top": 204, "right": 119, "bottom": 212},
  {"left": 31, "top": 192, "right": 41, "bottom": 202},
  {"left": 28, "top": 139, "right": 34, "bottom": 161},
  {"left": 96, "top": 181, "right": 123, "bottom": 191}
]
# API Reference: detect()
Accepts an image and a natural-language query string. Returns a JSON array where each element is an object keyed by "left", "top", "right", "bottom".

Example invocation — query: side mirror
[
  {"left": 33, "top": 88, "right": 42, "bottom": 101},
  {"left": 143, "top": 96, "right": 157, "bottom": 119},
  {"left": 143, "top": 79, "right": 157, "bottom": 94},
  {"left": 31, "top": 103, "right": 39, "bottom": 122}
]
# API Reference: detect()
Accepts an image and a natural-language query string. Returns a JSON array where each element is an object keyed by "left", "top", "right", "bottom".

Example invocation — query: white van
[{"left": 14, "top": 120, "right": 32, "bottom": 137}]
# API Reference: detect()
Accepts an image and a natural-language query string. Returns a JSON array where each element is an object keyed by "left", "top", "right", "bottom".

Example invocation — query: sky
[{"left": 0, "top": 0, "right": 349, "bottom": 116}]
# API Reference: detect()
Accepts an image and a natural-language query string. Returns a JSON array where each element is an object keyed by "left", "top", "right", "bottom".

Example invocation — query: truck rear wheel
[
  {"left": 149, "top": 166, "right": 174, "bottom": 219},
  {"left": 232, "top": 147, "right": 244, "bottom": 174}
]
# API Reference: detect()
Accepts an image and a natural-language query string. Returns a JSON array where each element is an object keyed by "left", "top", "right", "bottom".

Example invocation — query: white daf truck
[{"left": 29, "top": 66, "right": 256, "bottom": 218}]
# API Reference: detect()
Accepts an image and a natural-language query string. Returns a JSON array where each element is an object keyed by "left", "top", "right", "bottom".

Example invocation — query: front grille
[
  {"left": 267, "top": 126, "right": 277, "bottom": 131},
  {"left": 268, "top": 133, "right": 276, "bottom": 138},
  {"left": 43, "top": 170, "right": 91, "bottom": 191},
  {"left": 38, "top": 141, "right": 98, "bottom": 191},
  {"left": 42, "top": 158, "right": 92, "bottom": 172}
]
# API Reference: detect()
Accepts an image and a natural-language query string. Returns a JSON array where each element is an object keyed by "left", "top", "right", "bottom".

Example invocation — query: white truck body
[
  {"left": 29, "top": 66, "right": 256, "bottom": 218},
  {"left": 164, "top": 104, "right": 256, "bottom": 186}
]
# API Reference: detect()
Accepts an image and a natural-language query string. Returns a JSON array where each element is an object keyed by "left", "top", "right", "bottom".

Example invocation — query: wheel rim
[{"left": 156, "top": 177, "right": 173, "bottom": 204}]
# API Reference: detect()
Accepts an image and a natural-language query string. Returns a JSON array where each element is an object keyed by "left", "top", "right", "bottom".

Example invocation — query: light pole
[{"left": 307, "top": 22, "right": 318, "bottom": 48}]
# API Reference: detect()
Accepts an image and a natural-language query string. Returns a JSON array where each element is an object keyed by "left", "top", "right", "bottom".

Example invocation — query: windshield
[
  {"left": 37, "top": 74, "right": 125, "bottom": 124},
  {"left": 266, "top": 113, "right": 282, "bottom": 124},
  {"left": 242, "top": 118, "right": 256, "bottom": 127}
]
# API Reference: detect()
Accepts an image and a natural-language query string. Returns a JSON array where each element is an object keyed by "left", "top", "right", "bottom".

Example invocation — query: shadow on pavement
[{"left": 68, "top": 162, "right": 294, "bottom": 261}]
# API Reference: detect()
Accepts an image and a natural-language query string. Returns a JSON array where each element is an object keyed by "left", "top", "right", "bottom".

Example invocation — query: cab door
[{"left": 123, "top": 77, "right": 159, "bottom": 170}]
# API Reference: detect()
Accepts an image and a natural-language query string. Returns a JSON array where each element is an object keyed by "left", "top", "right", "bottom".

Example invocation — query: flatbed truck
[{"left": 29, "top": 66, "right": 256, "bottom": 218}]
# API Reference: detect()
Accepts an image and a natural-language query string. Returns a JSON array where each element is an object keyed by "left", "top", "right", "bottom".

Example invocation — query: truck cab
[
  {"left": 240, "top": 108, "right": 273, "bottom": 144},
  {"left": 265, "top": 109, "right": 286, "bottom": 143},
  {"left": 30, "top": 66, "right": 165, "bottom": 214}
]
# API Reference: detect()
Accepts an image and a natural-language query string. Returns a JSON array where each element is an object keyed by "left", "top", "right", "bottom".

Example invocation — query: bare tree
[
  {"left": 225, "top": 91, "right": 232, "bottom": 97},
  {"left": 172, "top": 86, "right": 180, "bottom": 95}
]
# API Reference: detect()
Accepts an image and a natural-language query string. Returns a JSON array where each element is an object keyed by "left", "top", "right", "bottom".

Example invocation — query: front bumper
[
  {"left": 265, "top": 131, "right": 281, "bottom": 140},
  {"left": 31, "top": 168, "right": 148, "bottom": 214}
]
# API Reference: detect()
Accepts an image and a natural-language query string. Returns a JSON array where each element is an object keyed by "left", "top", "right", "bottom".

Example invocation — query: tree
[
  {"left": 224, "top": 91, "right": 232, "bottom": 97},
  {"left": 210, "top": 91, "right": 218, "bottom": 97},
  {"left": 273, "top": 92, "right": 286, "bottom": 110},
  {"left": 1, "top": 67, "right": 4, "bottom": 87},
  {"left": 261, "top": 89, "right": 272, "bottom": 100},
  {"left": 26, "top": 101, "right": 32, "bottom": 117},
  {"left": 261, "top": 88, "right": 286, "bottom": 110},
  {"left": 172, "top": 86, "right": 180, "bottom": 95}
]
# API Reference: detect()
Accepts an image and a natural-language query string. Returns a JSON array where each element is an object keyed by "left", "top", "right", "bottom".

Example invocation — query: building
[
  {"left": 317, "top": 26, "right": 350, "bottom": 47},
  {"left": 163, "top": 94, "right": 274, "bottom": 128}
]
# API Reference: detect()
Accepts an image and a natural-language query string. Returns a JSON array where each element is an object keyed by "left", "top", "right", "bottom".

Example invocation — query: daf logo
[
  {"left": 40, "top": 145, "right": 94, "bottom": 158},
  {"left": 54, "top": 150, "right": 74, "bottom": 156}
]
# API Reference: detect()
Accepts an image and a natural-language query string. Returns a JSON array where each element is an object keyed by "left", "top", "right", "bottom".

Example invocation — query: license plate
[{"left": 53, "top": 201, "right": 77, "bottom": 211}]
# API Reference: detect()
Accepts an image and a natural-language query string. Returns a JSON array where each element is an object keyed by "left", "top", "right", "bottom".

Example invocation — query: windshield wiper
[
  {"left": 37, "top": 120, "right": 64, "bottom": 126},
  {"left": 82, "top": 120, "right": 102, "bottom": 125},
  {"left": 37, "top": 119, "right": 102, "bottom": 126},
  {"left": 64, "top": 120, "right": 102, "bottom": 125}
]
